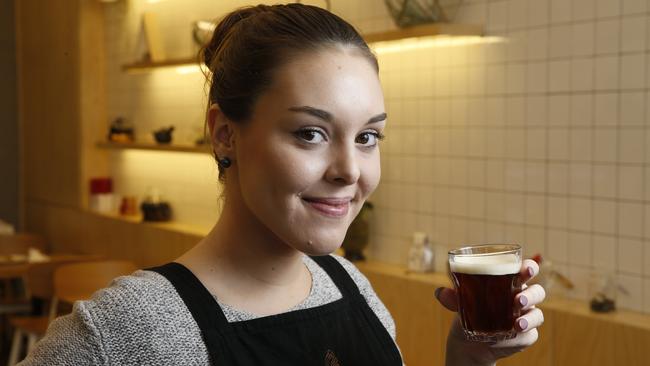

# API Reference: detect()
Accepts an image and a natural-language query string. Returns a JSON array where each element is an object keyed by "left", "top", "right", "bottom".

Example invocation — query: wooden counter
[
  {"left": 23, "top": 204, "right": 650, "bottom": 365},
  {"left": 355, "top": 261, "right": 650, "bottom": 366}
]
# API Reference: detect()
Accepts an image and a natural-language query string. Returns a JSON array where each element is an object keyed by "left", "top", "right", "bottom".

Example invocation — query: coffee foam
[{"left": 450, "top": 253, "right": 521, "bottom": 275}]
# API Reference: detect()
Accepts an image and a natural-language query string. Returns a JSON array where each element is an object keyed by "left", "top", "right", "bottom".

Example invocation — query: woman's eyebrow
[{"left": 288, "top": 106, "right": 387, "bottom": 124}]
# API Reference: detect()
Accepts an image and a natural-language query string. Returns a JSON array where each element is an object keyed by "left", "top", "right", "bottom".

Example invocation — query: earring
[{"left": 218, "top": 156, "right": 232, "bottom": 168}]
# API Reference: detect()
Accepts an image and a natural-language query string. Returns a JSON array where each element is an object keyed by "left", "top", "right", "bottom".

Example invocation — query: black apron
[{"left": 147, "top": 255, "right": 403, "bottom": 366}]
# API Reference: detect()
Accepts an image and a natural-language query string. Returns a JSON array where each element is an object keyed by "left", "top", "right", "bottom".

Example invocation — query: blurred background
[{"left": 1, "top": 0, "right": 649, "bottom": 365}]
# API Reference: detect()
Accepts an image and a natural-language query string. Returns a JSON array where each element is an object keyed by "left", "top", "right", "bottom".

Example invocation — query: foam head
[{"left": 450, "top": 253, "right": 521, "bottom": 275}]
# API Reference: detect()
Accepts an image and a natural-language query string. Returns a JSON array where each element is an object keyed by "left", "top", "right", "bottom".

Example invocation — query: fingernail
[
  {"left": 527, "top": 267, "right": 534, "bottom": 277},
  {"left": 519, "top": 296, "right": 528, "bottom": 307},
  {"left": 518, "top": 318, "right": 528, "bottom": 331},
  {"left": 434, "top": 287, "right": 442, "bottom": 299}
]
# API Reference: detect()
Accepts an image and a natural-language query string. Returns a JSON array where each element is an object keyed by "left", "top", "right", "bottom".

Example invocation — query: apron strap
[
  {"left": 146, "top": 262, "right": 226, "bottom": 365},
  {"left": 308, "top": 255, "right": 362, "bottom": 300}
]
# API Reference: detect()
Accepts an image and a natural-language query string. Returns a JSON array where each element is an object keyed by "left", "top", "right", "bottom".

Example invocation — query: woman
[{"left": 20, "top": 4, "right": 545, "bottom": 365}]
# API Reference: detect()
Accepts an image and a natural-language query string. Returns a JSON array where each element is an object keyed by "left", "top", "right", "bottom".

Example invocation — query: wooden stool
[{"left": 7, "top": 260, "right": 137, "bottom": 365}]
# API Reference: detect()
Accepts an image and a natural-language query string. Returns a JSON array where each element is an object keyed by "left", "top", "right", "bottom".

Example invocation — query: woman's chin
[{"left": 294, "top": 240, "right": 342, "bottom": 257}]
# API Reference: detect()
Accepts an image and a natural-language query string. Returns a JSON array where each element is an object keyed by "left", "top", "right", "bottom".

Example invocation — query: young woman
[{"left": 20, "top": 4, "right": 545, "bottom": 365}]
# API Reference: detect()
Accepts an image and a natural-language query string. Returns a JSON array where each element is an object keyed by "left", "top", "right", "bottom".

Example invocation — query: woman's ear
[{"left": 207, "top": 104, "right": 236, "bottom": 158}]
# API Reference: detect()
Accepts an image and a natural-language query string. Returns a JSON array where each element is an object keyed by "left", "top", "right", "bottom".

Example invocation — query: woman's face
[{"left": 232, "top": 47, "right": 385, "bottom": 255}]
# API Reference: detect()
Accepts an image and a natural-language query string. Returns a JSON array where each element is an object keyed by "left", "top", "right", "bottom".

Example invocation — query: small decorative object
[
  {"left": 119, "top": 196, "right": 139, "bottom": 216},
  {"left": 108, "top": 117, "right": 134, "bottom": 143},
  {"left": 407, "top": 232, "right": 434, "bottom": 273},
  {"left": 384, "top": 0, "right": 462, "bottom": 28},
  {"left": 140, "top": 187, "right": 172, "bottom": 222},
  {"left": 588, "top": 271, "right": 626, "bottom": 313},
  {"left": 193, "top": 126, "right": 209, "bottom": 146},
  {"left": 529, "top": 254, "right": 574, "bottom": 298},
  {"left": 153, "top": 126, "right": 174, "bottom": 144},
  {"left": 192, "top": 20, "right": 217, "bottom": 48},
  {"left": 0, "top": 219, "right": 15, "bottom": 235},
  {"left": 136, "top": 12, "right": 166, "bottom": 62},
  {"left": 89, "top": 177, "right": 116, "bottom": 214},
  {"left": 342, "top": 201, "right": 374, "bottom": 261}
]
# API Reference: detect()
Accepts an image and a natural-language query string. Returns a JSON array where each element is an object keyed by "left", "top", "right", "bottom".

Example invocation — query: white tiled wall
[{"left": 102, "top": 0, "right": 650, "bottom": 313}]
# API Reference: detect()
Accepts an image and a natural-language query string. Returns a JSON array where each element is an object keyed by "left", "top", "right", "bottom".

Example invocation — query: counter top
[{"left": 354, "top": 260, "right": 650, "bottom": 332}]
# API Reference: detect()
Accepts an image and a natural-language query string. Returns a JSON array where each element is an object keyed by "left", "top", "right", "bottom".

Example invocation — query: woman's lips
[{"left": 302, "top": 197, "right": 351, "bottom": 218}]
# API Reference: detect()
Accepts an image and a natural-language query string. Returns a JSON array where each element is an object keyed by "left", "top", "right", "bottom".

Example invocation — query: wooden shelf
[
  {"left": 121, "top": 23, "right": 483, "bottom": 72},
  {"left": 86, "top": 210, "right": 210, "bottom": 237},
  {"left": 122, "top": 56, "right": 199, "bottom": 72},
  {"left": 364, "top": 22, "right": 483, "bottom": 43},
  {"left": 97, "top": 141, "right": 210, "bottom": 154}
]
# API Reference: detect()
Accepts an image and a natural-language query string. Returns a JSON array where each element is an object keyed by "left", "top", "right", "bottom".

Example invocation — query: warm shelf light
[
  {"left": 175, "top": 65, "right": 202, "bottom": 74},
  {"left": 371, "top": 35, "right": 506, "bottom": 54}
]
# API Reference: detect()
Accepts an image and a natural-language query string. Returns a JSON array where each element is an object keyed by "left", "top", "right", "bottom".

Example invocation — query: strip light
[{"left": 371, "top": 35, "right": 507, "bottom": 54}]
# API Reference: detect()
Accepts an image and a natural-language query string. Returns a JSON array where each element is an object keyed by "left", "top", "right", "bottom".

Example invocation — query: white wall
[{"left": 102, "top": 0, "right": 650, "bottom": 313}]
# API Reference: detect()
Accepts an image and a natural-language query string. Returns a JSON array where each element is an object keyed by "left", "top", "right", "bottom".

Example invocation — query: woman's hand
[{"left": 436, "top": 259, "right": 546, "bottom": 366}]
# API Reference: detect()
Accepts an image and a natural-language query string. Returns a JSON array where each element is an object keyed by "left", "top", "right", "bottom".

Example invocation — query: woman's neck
[{"left": 176, "top": 192, "right": 312, "bottom": 316}]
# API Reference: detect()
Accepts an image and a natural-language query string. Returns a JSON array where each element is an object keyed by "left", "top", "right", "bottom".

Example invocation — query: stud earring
[{"left": 218, "top": 156, "right": 232, "bottom": 168}]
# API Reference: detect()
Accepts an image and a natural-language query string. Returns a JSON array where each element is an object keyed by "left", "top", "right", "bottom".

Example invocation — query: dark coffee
[
  {"left": 448, "top": 250, "right": 522, "bottom": 341},
  {"left": 451, "top": 272, "right": 522, "bottom": 334}
]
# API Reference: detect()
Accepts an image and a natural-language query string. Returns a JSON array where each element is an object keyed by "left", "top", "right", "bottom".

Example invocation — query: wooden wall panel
[
  {"left": 25, "top": 202, "right": 199, "bottom": 268},
  {"left": 499, "top": 308, "right": 553, "bottom": 366},
  {"left": 79, "top": 0, "right": 109, "bottom": 209},
  {"left": 362, "top": 269, "right": 446, "bottom": 366},
  {"left": 359, "top": 262, "right": 650, "bottom": 366},
  {"left": 16, "top": 0, "right": 82, "bottom": 207},
  {"left": 613, "top": 323, "right": 650, "bottom": 366},
  {"left": 553, "top": 311, "right": 616, "bottom": 366}
]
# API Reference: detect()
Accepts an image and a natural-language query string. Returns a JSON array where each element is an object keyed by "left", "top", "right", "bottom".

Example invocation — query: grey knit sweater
[{"left": 18, "top": 254, "right": 398, "bottom": 365}]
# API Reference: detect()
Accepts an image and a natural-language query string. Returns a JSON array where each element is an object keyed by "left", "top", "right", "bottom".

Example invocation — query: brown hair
[{"left": 200, "top": 3, "right": 378, "bottom": 181}]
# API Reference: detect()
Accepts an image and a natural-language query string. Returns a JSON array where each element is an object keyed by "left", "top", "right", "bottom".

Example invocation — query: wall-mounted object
[{"left": 121, "top": 22, "right": 483, "bottom": 72}]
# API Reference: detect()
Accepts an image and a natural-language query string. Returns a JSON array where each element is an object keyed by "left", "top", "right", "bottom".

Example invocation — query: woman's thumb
[{"left": 434, "top": 287, "right": 458, "bottom": 312}]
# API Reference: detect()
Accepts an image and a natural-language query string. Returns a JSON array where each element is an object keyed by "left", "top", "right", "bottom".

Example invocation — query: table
[{"left": 0, "top": 254, "right": 102, "bottom": 299}]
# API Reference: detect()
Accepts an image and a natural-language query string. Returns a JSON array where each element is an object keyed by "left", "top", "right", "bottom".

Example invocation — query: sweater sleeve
[{"left": 17, "top": 301, "right": 108, "bottom": 366}]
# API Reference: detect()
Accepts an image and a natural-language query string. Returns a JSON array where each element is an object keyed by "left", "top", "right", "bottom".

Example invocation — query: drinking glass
[{"left": 448, "top": 244, "right": 523, "bottom": 342}]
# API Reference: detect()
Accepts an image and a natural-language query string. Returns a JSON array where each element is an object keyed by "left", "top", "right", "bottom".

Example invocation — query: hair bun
[{"left": 201, "top": 5, "right": 270, "bottom": 69}]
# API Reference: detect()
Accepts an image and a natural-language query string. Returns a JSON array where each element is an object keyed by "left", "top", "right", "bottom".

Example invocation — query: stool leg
[
  {"left": 27, "top": 333, "right": 38, "bottom": 354},
  {"left": 8, "top": 329, "right": 24, "bottom": 366}
]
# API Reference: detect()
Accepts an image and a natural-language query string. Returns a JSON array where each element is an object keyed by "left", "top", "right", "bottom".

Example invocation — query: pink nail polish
[
  {"left": 518, "top": 318, "right": 528, "bottom": 331},
  {"left": 519, "top": 296, "right": 528, "bottom": 307},
  {"left": 527, "top": 267, "right": 534, "bottom": 277}
]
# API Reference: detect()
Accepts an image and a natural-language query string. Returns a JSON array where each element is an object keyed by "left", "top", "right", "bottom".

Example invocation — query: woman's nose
[{"left": 325, "top": 145, "right": 360, "bottom": 185}]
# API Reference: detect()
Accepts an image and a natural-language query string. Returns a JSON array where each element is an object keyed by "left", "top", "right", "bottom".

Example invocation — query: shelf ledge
[
  {"left": 121, "top": 22, "right": 483, "bottom": 72},
  {"left": 97, "top": 141, "right": 210, "bottom": 154}
]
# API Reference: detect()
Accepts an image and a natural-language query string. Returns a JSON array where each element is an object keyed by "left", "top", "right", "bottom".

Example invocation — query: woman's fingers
[
  {"left": 515, "top": 284, "right": 546, "bottom": 310},
  {"left": 519, "top": 259, "right": 539, "bottom": 284},
  {"left": 434, "top": 287, "right": 458, "bottom": 312},
  {"left": 515, "top": 307, "right": 544, "bottom": 332},
  {"left": 491, "top": 328, "right": 539, "bottom": 351}
]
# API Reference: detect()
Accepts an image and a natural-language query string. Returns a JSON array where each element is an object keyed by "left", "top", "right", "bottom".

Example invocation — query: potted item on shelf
[
  {"left": 108, "top": 117, "right": 134, "bottom": 143},
  {"left": 384, "top": 0, "right": 461, "bottom": 27},
  {"left": 153, "top": 126, "right": 174, "bottom": 144},
  {"left": 341, "top": 201, "right": 373, "bottom": 261},
  {"left": 140, "top": 188, "right": 172, "bottom": 222},
  {"left": 192, "top": 20, "right": 217, "bottom": 48}
]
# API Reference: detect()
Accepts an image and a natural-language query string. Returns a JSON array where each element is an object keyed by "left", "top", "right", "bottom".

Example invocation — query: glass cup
[{"left": 448, "top": 244, "right": 523, "bottom": 342}]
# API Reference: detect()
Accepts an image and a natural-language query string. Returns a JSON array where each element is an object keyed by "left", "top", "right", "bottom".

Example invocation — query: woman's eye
[
  {"left": 295, "top": 128, "right": 326, "bottom": 144},
  {"left": 356, "top": 131, "right": 384, "bottom": 147}
]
